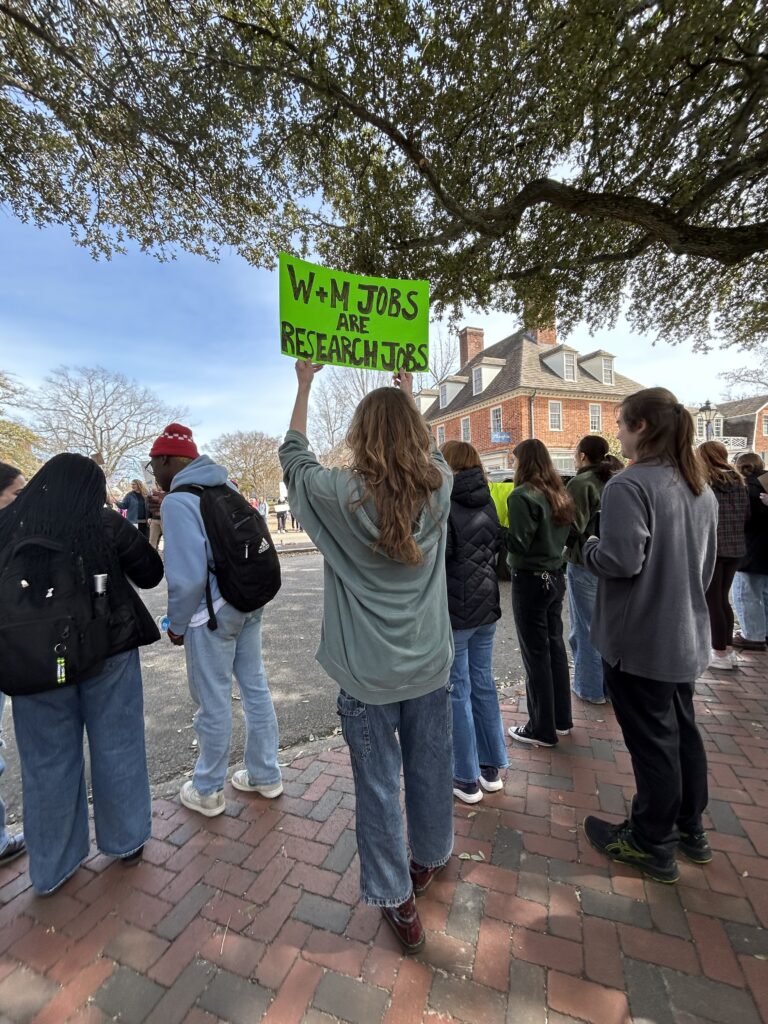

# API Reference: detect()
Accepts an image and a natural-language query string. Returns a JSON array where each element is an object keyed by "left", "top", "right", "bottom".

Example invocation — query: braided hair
[{"left": 0, "top": 453, "right": 121, "bottom": 599}]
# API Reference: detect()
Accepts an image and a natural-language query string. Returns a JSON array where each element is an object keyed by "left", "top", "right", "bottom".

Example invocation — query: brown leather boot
[
  {"left": 409, "top": 860, "right": 445, "bottom": 896},
  {"left": 381, "top": 894, "right": 425, "bottom": 953}
]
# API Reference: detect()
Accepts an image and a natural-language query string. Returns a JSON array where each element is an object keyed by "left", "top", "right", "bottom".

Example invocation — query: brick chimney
[
  {"left": 459, "top": 326, "right": 484, "bottom": 367},
  {"left": 529, "top": 325, "right": 557, "bottom": 347}
]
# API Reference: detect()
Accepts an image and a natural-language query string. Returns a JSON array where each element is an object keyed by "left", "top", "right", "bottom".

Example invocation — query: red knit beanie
[{"left": 149, "top": 423, "right": 199, "bottom": 459}]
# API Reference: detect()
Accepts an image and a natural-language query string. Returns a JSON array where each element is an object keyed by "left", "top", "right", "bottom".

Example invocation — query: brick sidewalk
[{"left": 1, "top": 657, "right": 768, "bottom": 1023}]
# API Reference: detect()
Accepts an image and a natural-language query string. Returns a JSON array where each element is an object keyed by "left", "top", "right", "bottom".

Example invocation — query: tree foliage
[
  {"left": 26, "top": 365, "right": 185, "bottom": 479},
  {"left": 0, "top": 418, "right": 42, "bottom": 477},
  {"left": 208, "top": 429, "right": 282, "bottom": 498},
  {"left": 2, "top": 1, "right": 767, "bottom": 346}
]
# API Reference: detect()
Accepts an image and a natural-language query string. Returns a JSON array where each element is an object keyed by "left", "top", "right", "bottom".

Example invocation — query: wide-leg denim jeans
[
  {"left": 449, "top": 622, "right": 509, "bottom": 783},
  {"left": 337, "top": 685, "right": 454, "bottom": 907},
  {"left": 12, "top": 648, "right": 151, "bottom": 894},
  {"left": 184, "top": 603, "right": 281, "bottom": 795},
  {"left": 732, "top": 571, "right": 768, "bottom": 641},
  {"left": 567, "top": 563, "right": 606, "bottom": 702}
]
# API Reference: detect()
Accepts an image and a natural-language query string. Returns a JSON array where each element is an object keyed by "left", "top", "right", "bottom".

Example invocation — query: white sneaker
[
  {"left": 230, "top": 770, "right": 284, "bottom": 798},
  {"left": 556, "top": 729, "right": 571, "bottom": 736},
  {"left": 180, "top": 781, "right": 226, "bottom": 817},
  {"left": 709, "top": 649, "right": 735, "bottom": 670}
]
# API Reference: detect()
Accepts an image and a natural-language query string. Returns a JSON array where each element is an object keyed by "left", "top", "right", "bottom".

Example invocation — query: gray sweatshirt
[
  {"left": 278, "top": 429, "right": 454, "bottom": 705},
  {"left": 583, "top": 461, "right": 717, "bottom": 683}
]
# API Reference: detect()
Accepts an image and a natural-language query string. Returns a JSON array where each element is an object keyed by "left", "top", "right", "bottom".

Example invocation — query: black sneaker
[
  {"left": 678, "top": 830, "right": 712, "bottom": 864},
  {"left": 453, "top": 779, "right": 483, "bottom": 804},
  {"left": 583, "top": 816, "right": 679, "bottom": 884},
  {"left": 507, "top": 725, "right": 555, "bottom": 748}
]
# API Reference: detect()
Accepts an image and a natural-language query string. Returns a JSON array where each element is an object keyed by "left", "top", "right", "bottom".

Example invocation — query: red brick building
[{"left": 417, "top": 325, "right": 643, "bottom": 473}]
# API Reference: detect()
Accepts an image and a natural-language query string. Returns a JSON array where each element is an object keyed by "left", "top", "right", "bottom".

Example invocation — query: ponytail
[
  {"left": 576, "top": 436, "right": 614, "bottom": 483},
  {"left": 621, "top": 389, "right": 705, "bottom": 495}
]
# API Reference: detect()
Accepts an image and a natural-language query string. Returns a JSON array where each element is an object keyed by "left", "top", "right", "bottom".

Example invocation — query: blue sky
[{"left": 0, "top": 214, "right": 737, "bottom": 448}]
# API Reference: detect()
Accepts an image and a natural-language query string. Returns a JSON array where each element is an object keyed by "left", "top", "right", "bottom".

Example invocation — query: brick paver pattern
[{"left": 1, "top": 655, "right": 768, "bottom": 1023}]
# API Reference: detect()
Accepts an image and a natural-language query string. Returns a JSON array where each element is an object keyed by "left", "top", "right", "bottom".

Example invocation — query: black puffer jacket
[
  {"left": 101, "top": 509, "right": 163, "bottom": 656},
  {"left": 739, "top": 475, "right": 768, "bottom": 574},
  {"left": 445, "top": 467, "right": 501, "bottom": 630}
]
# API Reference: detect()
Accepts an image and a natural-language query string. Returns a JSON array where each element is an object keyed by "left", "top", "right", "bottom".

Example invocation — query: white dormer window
[
  {"left": 439, "top": 383, "right": 448, "bottom": 409},
  {"left": 602, "top": 357, "right": 614, "bottom": 385},
  {"left": 472, "top": 367, "right": 483, "bottom": 396},
  {"left": 564, "top": 352, "right": 576, "bottom": 382},
  {"left": 461, "top": 417, "right": 471, "bottom": 442}
]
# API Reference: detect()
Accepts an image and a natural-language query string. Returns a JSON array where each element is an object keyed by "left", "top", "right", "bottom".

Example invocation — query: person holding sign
[{"left": 279, "top": 362, "right": 454, "bottom": 954}]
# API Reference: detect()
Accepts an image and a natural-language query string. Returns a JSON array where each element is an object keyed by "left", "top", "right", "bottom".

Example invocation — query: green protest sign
[{"left": 279, "top": 254, "right": 429, "bottom": 372}]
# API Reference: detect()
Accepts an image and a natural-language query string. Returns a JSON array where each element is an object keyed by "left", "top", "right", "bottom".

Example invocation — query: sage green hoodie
[{"left": 278, "top": 429, "right": 454, "bottom": 705}]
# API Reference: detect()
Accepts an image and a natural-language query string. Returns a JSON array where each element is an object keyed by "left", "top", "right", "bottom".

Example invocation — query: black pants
[
  {"left": 511, "top": 569, "right": 572, "bottom": 744},
  {"left": 705, "top": 556, "right": 740, "bottom": 651},
  {"left": 604, "top": 661, "right": 708, "bottom": 856}
]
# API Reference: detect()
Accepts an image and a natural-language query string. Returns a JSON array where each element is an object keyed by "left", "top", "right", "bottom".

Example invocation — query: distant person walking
[
  {"left": 565, "top": 436, "right": 617, "bottom": 704},
  {"left": 115, "top": 479, "right": 149, "bottom": 537},
  {"left": 505, "top": 439, "right": 574, "bottom": 747},
  {"left": 280, "top": 363, "right": 454, "bottom": 954},
  {"left": 731, "top": 453, "right": 768, "bottom": 651},
  {"left": 697, "top": 441, "right": 748, "bottom": 668},
  {"left": 149, "top": 423, "right": 282, "bottom": 818},
  {"left": 583, "top": 388, "right": 717, "bottom": 883},
  {"left": 146, "top": 485, "right": 166, "bottom": 550},
  {"left": 0, "top": 454, "right": 163, "bottom": 894},
  {"left": 441, "top": 441, "right": 507, "bottom": 804}
]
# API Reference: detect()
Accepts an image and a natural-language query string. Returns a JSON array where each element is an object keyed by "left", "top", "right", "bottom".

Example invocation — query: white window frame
[
  {"left": 564, "top": 352, "right": 576, "bottom": 381},
  {"left": 763, "top": 414, "right": 768, "bottom": 437},
  {"left": 461, "top": 417, "right": 471, "bottom": 442},
  {"left": 436, "top": 424, "right": 445, "bottom": 446},
  {"left": 472, "top": 366, "right": 483, "bottom": 396},
  {"left": 696, "top": 415, "right": 706, "bottom": 440},
  {"left": 589, "top": 404, "right": 602, "bottom": 432},
  {"left": 602, "top": 357, "right": 614, "bottom": 385},
  {"left": 490, "top": 406, "right": 503, "bottom": 434},
  {"left": 548, "top": 400, "right": 563, "bottom": 431},
  {"left": 551, "top": 453, "right": 575, "bottom": 473},
  {"left": 439, "top": 383, "right": 448, "bottom": 409},
  {"left": 714, "top": 416, "right": 723, "bottom": 438}
]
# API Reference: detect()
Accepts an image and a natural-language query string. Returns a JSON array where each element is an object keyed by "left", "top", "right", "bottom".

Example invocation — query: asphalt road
[{"left": 1, "top": 552, "right": 540, "bottom": 826}]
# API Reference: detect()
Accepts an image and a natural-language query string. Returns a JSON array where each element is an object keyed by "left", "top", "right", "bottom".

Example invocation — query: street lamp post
[{"left": 699, "top": 400, "right": 715, "bottom": 441}]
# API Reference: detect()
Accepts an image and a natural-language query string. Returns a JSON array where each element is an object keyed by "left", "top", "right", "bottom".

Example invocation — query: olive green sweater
[
  {"left": 565, "top": 467, "right": 606, "bottom": 565},
  {"left": 505, "top": 484, "right": 569, "bottom": 571}
]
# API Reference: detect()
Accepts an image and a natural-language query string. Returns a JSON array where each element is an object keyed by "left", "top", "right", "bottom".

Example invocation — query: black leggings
[{"left": 705, "top": 556, "right": 740, "bottom": 651}]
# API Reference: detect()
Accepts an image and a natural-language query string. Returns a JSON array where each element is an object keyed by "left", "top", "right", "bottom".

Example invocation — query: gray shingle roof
[
  {"left": 716, "top": 395, "right": 768, "bottom": 418},
  {"left": 423, "top": 330, "right": 643, "bottom": 421}
]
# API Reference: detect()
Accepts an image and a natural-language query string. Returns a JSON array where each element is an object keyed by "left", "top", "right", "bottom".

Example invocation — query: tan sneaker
[
  {"left": 230, "top": 770, "right": 283, "bottom": 799},
  {"left": 180, "top": 781, "right": 225, "bottom": 817}
]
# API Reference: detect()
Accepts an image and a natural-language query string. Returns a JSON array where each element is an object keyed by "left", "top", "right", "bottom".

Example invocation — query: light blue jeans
[
  {"left": 12, "top": 648, "right": 151, "bottom": 894},
  {"left": 449, "top": 622, "right": 508, "bottom": 783},
  {"left": 567, "top": 563, "right": 606, "bottom": 702},
  {"left": 184, "top": 603, "right": 281, "bottom": 794},
  {"left": 732, "top": 572, "right": 768, "bottom": 641},
  {"left": 337, "top": 685, "right": 454, "bottom": 907}
]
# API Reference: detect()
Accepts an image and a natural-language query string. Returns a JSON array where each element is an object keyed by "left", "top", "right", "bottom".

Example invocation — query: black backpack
[
  {"left": 174, "top": 484, "right": 281, "bottom": 629},
  {"left": 0, "top": 537, "right": 111, "bottom": 696}
]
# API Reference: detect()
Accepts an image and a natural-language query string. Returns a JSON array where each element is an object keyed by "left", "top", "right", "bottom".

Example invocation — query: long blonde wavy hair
[{"left": 347, "top": 388, "right": 443, "bottom": 565}]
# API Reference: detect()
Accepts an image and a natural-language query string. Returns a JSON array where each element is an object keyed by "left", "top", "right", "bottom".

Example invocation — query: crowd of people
[{"left": 0, "top": 370, "right": 760, "bottom": 954}]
